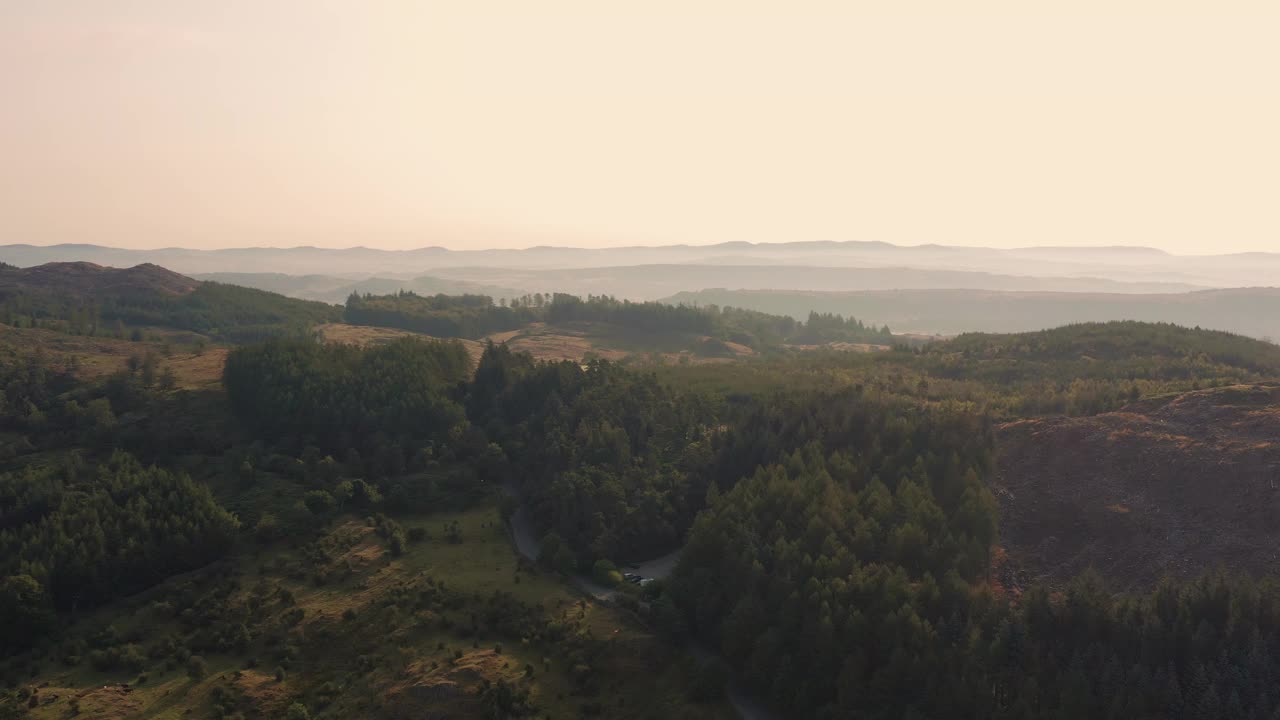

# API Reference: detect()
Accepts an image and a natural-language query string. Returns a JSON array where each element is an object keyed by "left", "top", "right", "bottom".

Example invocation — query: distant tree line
[
  {"left": 345, "top": 291, "right": 538, "bottom": 338},
  {"left": 345, "top": 290, "right": 893, "bottom": 348}
]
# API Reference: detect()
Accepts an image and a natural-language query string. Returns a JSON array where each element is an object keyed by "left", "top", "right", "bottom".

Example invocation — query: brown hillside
[
  {"left": 317, "top": 322, "right": 487, "bottom": 364},
  {"left": 994, "top": 384, "right": 1280, "bottom": 590},
  {"left": 0, "top": 261, "right": 198, "bottom": 296},
  {"left": 321, "top": 321, "right": 756, "bottom": 366}
]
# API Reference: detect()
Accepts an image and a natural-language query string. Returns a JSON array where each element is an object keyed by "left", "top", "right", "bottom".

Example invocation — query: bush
[
  {"left": 303, "top": 491, "right": 336, "bottom": 516},
  {"left": 591, "top": 559, "right": 622, "bottom": 587},
  {"left": 87, "top": 644, "right": 147, "bottom": 673},
  {"left": 253, "top": 513, "right": 281, "bottom": 543},
  {"left": 186, "top": 655, "right": 207, "bottom": 680},
  {"left": 388, "top": 529, "right": 406, "bottom": 557}
]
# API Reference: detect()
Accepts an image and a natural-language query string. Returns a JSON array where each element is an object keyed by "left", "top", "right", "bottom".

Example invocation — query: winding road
[{"left": 505, "top": 495, "right": 778, "bottom": 720}]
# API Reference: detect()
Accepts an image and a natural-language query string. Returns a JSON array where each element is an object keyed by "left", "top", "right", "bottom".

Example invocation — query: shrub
[{"left": 186, "top": 655, "right": 207, "bottom": 680}]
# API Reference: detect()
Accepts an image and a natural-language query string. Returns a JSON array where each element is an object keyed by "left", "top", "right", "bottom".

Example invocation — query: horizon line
[{"left": 5, "top": 239, "right": 1265, "bottom": 258}]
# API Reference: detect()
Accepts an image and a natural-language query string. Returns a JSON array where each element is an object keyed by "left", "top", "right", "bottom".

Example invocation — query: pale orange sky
[{"left": 2, "top": 1, "right": 1278, "bottom": 253}]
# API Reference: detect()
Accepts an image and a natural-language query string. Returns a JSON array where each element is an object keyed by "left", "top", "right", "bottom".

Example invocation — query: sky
[{"left": 2, "top": 1, "right": 1278, "bottom": 254}]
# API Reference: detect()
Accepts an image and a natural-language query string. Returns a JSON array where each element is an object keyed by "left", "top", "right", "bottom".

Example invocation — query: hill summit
[{"left": 0, "top": 261, "right": 199, "bottom": 297}]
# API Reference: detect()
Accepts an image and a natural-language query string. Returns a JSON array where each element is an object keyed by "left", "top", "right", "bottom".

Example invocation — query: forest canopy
[
  {"left": 0, "top": 452, "right": 238, "bottom": 648},
  {"left": 3, "top": 296, "right": 1280, "bottom": 720},
  {"left": 223, "top": 336, "right": 473, "bottom": 465}
]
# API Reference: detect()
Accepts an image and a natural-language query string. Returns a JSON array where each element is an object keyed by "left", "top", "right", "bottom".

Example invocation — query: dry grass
[
  {"left": 784, "top": 341, "right": 891, "bottom": 353},
  {"left": 15, "top": 498, "right": 730, "bottom": 719},
  {"left": 505, "top": 330, "right": 628, "bottom": 363},
  {"left": 0, "top": 325, "right": 227, "bottom": 390},
  {"left": 319, "top": 320, "right": 778, "bottom": 368},
  {"left": 317, "top": 323, "right": 487, "bottom": 364}
]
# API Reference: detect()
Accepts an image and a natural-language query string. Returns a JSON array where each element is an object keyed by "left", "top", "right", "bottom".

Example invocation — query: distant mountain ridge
[
  {"left": 424, "top": 263, "right": 1206, "bottom": 300},
  {"left": 190, "top": 272, "right": 525, "bottom": 305},
  {"left": 180, "top": 266, "right": 1205, "bottom": 304},
  {"left": 3, "top": 241, "right": 1279, "bottom": 290},
  {"left": 663, "top": 287, "right": 1280, "bottom": 341}
]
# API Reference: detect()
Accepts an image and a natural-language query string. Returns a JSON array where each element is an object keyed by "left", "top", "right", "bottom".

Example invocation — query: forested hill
[
  {"left": 936, "top": 321, "right": 1280, "bottom": 371},
  {"left": 922, "top": 321, "right": 1280, "bottom": 382},
  {"left": 0, "top": 261, "right": 341, "bottom": 342}
]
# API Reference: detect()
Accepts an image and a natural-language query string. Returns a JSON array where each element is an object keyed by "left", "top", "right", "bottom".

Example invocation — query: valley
[
  {"left": 3, "top": 260, "right": 1280, "bottom": 718},
  {"left": 10, "top": 5, "right": 1280, "bottom": 714}
]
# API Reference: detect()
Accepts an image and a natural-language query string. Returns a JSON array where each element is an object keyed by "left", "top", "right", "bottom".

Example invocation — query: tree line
[{"left": 345, "top": 291, "right": 539, "bottom": 338}]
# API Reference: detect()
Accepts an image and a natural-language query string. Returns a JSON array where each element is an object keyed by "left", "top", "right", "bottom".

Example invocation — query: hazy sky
[{"left": 2, "top": 1, "right": 1278, "bottom": 253}]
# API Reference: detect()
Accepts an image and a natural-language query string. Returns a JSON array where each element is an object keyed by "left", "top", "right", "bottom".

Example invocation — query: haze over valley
[
  {"left": 5, "top": 240, "right": 1279, "bottom": 341},
  {"left": 7, "top": 2, "right": 1280, "bottom": 718}
]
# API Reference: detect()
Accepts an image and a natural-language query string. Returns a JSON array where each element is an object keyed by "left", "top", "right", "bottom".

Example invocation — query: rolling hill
[
  {"left": 8, "top": 240, "right": 1279, "bottom": 289},
  {"left": 0, "top": 261, "right": 198, "bottom": 297},
  {"left": 0, "top": 262, "right": 341, "bottom": 342}
]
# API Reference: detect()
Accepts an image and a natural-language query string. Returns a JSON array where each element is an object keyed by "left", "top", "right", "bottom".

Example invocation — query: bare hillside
[{"left": 995, "top": 384, "right": 1280, "bottom": 590}]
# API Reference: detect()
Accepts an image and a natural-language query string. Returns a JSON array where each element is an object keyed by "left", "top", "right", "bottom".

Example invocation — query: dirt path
[
  {"left": 508, "top": 501, "right": 625, "bottom": 600},
  {"left": 508, "top": 505, "right": 541, "bottom": 563},
  {"left": 687, "top": 643, "right": 779, "bottom": 720}
]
